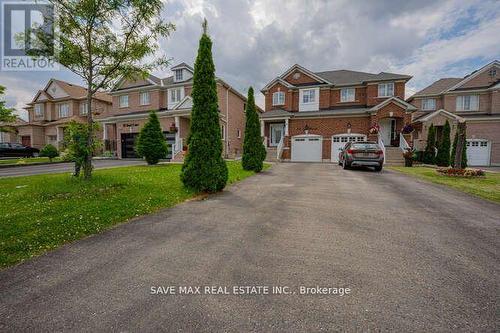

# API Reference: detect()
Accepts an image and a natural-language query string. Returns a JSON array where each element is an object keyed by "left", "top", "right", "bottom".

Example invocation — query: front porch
[{"left": 260, "top": 116, "right": 290, "bottom": 161}]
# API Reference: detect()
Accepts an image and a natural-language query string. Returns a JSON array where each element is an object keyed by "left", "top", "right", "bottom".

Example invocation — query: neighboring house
[
  {"left": 17, "top": 79, "right": 112, "bottom": 149},
  {"left": 408, "top": 60, "right": 500, "bottom": 166},
  {"left": 99, "top": 62, "right": 249, "bottom": 159},
  {"left": 260, "top": 64, "right": 415, "bottom": 162},
  {"left": 0, "top": 117, "right": 27, "bottom": 143}
]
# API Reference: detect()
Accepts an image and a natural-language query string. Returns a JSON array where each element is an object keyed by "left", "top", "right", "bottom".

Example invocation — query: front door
[
  {"left": 269, "top": 123, "right": 285, "bottom": 146},
  {"left": 379, "top": 118, "right": 396, "bottom": 146}
]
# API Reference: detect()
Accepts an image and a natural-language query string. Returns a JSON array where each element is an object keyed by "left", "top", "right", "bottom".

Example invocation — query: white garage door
[
  {"left": 331, "top": 134, "right": 367, "bottom": 162},
  {"left": 466, "top": 139, "right": 491, "bottom": 166},
  {"left": 291, "top": 135, "right": 322, "bottom": 162}
]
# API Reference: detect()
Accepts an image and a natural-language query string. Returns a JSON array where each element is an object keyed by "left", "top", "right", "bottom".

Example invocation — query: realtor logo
[{"left": 0, "top": 0, "right": 59, "bottom": 71}]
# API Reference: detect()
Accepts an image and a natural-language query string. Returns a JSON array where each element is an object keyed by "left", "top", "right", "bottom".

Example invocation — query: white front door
[
  {"left": 379, "top": 118, "right": 395, "bottom": 146},
  {"left": 466, "top": 139, "right": 491, "bottom": 166},
  {"left": 291, "top": 135, "right": 322, "bottom": 162},
  {"left": 269, "top": 123, "right": 285, "bottom": 146},
  {"left": 331, "top": 134, "right": 367, "bottom": 162}
]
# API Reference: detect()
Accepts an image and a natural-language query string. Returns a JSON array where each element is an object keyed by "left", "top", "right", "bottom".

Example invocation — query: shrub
[
  {"left": 436, "top": 168, "right": 485, "bottom": 177},
  {"left": 435, "top": 120, "right": 451, "bottom": 167},
  {"left": 423, "top": 124, "right": 436, "bottom": 164},
  {"left": 135, "top": 111, "right": 169, "bottom": 165},
  {"left": 242, "top": 87, "right": 266, "bottom": 172},
  {"left": 39, "top": 144, "right": 59, "bottom": 161},
  {"left": 180, "top": 21, "right": 228, "bottom": 192}
]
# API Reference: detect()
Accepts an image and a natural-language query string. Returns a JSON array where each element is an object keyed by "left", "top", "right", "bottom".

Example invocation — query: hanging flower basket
[
  {"left": 401, "top": 124, "right": 414, "bottom": 134},
  {"left": 169, "top": 122, "right": 178, "bottom": 133},
  {"left": 369, "top": 124, "right": 380, "bottom": 134}
]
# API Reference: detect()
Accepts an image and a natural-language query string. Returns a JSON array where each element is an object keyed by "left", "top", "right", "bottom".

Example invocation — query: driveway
[
  {"left": 0, "top": 159, "right": 146, "bottom": 177},
  {"left": 0, "top": 163, "right": 498, "bottom": 331}
]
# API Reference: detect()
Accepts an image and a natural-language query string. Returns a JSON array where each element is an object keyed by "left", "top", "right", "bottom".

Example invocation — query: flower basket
[
  {"left": 401, "top": 124, "right": 414, "bottom": 134},
  {"left": 436, "top": 168, "right": 485, "bottom": 177},
  {"left": 369, "top": 124, "right": 380, "bottom": 135},
  {"left": 169, "top": 122, "right": 178, "bottom": 133}
]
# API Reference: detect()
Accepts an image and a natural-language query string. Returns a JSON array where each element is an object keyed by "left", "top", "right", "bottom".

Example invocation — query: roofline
[{"left": 445, "top": 60, "right": 500, "bottom": 92}]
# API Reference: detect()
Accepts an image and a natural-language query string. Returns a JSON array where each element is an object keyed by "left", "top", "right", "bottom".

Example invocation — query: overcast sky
[{"left": 2, "top": 0, "right": 500, "bottom": 118}]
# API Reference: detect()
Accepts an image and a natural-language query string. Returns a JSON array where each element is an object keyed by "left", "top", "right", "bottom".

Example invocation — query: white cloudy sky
[{"left": 1, "top": 0, "right": 500, "bottom": 118}]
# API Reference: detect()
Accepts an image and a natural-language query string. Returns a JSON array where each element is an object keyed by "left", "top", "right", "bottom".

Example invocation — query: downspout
[{"left": 226, "top": 86, "right": 229, "bottom": 158}]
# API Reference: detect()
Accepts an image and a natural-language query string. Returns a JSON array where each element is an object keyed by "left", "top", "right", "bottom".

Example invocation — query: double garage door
[
  {"left": 290, "top": 134, "right": 367, "bottom": 162},
  {"left": 466, "top": 139, "right": 491, "bottom": 166},
  {"left": 121, "top": 132, "right": 176, "bottom": 159}
]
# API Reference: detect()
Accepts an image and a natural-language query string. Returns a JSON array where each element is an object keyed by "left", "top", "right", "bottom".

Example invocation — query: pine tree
[
  {"left": 435, "top": 120, "right": 451, "bottom": 166},
  {"left": 135, "top": 111, "right": 169, "bottom": 165},
  {"left": 423, "top": 124, "right": 436, "bottom": 164},
  {"left": 451, "top": 126, "right": 468, "bottom": 168},
  {"left": 242, "top": 87, "right": 266, "bottom": 172},
  {"left": 181, "top": 20, "right": 228, "bottom": 192}
]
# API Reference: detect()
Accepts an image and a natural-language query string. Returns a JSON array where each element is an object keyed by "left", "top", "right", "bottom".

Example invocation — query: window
[
  {"left": 57, "top": 104, "right": 69, "bottom": 118},
  {"left": 140, "top": 92, "right": 150, "bottom": 105},
  {"left": 80, "top": 102, "right": 88, "bottom": 115},
  {"left": 378, "top": 82, "right": 394, "bottom": 97},
  {"left": 237, "top": 129, "right": 241, "bottom": 139},
  {"left": 221, "top": 124, "right": 226, "bottom": 140},
  {"left": 302, "top": 89, "right": 316, "bottom": 103},
  {"left": 34, "top": 104, "right": 44, "bottom": 117},
  {"left": 340, "top": 88, "right": 355, "bottom": 102},
  {"left": 169, "top": 88, "right": 182, "bottom": 104},
  {"left": 272, "top": 91, "right": 285, "bottom": 105},
  {"left": 175, "top": 69, "right": 183, "bottom": 81},
  {"left": 47, "top": 135, "right": 57, "bottom": 143},
  {"left": 119, "top": 95, "right": 129, "bottom": 108},
  {"left": 456, "top": 95, "right": 479, "bottom": 111},
  {"left": 422, "top": 98, "right": 436, "bottom": 111}
]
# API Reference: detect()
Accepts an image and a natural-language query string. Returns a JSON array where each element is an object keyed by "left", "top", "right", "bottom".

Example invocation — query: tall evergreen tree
[
  {"left": 435, "top": 120, "right": 451, "bottom": 166},
  {"left": 0, "top": 86, "right": 16, "bottom": 133},
  {"left": 423, "top": 124, "right": 436, "bottom": 164},
  {"left": 451, "top": 126, "right": 468, "bottom": 168},
  {"left": 135, "top": 111, "right": 169, "bottom": 165},
  {"left": 242, "top": 87, "right": 266, "bottom": 172},
  {"left": 181, "top": 20, "right": 228, "bottom": 192}
]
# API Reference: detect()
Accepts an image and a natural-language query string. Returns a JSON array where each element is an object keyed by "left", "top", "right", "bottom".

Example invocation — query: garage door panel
[
  {"left": 466, "top": 140, "right": 490, "bottom": 166},
  {"left": 291, "top": 136, "right": 322, "bottom": 162},
  {"left": 331, "top": 134, "right": 367, "bottom": 162}
]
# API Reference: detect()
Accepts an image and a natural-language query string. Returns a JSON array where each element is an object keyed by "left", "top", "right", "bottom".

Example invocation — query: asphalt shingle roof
[
  {"left": 314, "top": 70, "right": 411, "bottom": 86},
  {"left": 410, "top": 78, "right": 462, "bottom": 98}
]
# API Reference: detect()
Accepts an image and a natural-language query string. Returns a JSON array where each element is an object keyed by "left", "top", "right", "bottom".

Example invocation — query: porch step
[
  {"left": 384, "top": 147, "right": 405, "bottom": 166},
  {"left": 265, "top": 147, "right": 278, "bottom": 162}
]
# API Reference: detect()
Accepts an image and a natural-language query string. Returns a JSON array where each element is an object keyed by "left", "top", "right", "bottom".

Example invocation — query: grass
[
  {"left": 389, "top": 166, "right": 500, "bottom": 203},
  {"left": 0, "top": 157, "right": 63, "bottom": 165},
  {"left": 0, "top": 161, "right": 270, "bottom": 268}
]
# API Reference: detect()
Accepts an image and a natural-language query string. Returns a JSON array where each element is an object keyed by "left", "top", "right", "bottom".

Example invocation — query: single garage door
[
  {"left": 331, "top": 134, "right": 367, "bottom": 162},
  {"left": 466, "top": 139, "right": 491, "bottom": 166},
  {"left": 291, "top": 135, "right": 322, "bottom": 162}
]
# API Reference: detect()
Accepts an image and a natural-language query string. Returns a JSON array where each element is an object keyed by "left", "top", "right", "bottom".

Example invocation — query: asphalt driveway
[
  {"left": 0, "top": 159, "right": 147, "bottom": 177},
  {"left": 0, "top": 163, "right": 498, "bottom": 331}
]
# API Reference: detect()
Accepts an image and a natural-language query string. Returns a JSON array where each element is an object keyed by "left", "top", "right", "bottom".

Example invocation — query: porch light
[{"left": 347, "top": 122, "right": 352, "bottom": 133}]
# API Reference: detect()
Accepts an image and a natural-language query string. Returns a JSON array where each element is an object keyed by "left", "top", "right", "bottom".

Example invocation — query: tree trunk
[
  {"left": 83, "top": 88, "right": 93, "bottom": 180},
  {"left": 454, "top": 122, "right": 466, "bottom": 169}
]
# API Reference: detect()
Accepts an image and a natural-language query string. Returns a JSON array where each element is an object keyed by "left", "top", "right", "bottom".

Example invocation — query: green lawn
[
  {"left": 0, "top": 161, "right": 270, "bottom": 268},
  {"left": 0, "top": 157, "right": 63, "bottom": 165},
  {"left": 389, "top": 166, "right": 500, "bottom": 203}
]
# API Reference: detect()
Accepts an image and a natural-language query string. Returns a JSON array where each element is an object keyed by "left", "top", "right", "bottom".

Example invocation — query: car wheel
[
  {"left": 32, "top": 152, "right": 39, "bottom": 157},
  {"left": 374, "top": 165, "right": 382, "bottom": 172},
  {"left": 342, "top": 159, "right": 349, "bottom": 170}
]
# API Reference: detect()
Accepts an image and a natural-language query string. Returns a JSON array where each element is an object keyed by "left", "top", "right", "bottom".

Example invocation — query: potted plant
[
  {"left": 401, "top": 124, "right": 414, "bottom": 134},
  {"left": 169, "top": 122, "right": 177, "bottom": 133},
  {"left": 403, "top": 148, "right": 414, "bottom": 167},
  {"left": 369, "top": 123, "right": 380, "bottom": 135}
]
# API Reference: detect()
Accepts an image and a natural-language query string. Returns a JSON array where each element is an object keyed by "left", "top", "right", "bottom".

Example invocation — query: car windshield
[{"left": 352, "top": 143, "right": 379, "bottom": 150}]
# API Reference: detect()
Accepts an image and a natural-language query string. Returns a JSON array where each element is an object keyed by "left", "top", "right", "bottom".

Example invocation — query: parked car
[
  {"left": 0, "top": 142, "right": 40, "bottom": 158},
  {"left": 338, "top": 141, "right": 384, "bottom": 171}
]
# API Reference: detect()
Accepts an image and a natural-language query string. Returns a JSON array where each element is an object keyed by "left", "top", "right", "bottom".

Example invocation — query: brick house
[
  {"left": 407, "top": 60, "right": 500, "bottom": 166},
  {"left": 259, "top": 64, "right": 415, "bottom": 162},
  {"left": 15, "top": 79, "right": 112, "bottom": 149},
  {"left": 99, "top": 63, "right": 249, "bottom": 159}
]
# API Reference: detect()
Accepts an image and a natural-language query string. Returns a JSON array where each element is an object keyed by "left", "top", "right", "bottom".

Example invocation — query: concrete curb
[{"left": 0, "top": 161, "right": 70, "bottom": 169}]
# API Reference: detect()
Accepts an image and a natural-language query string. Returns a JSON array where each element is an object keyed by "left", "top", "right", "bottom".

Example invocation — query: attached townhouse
[
  {"left": 98, "top": 63, "right": 249, "bottom": 160},
  {"left": 15, "top": 79, "right": 112, "bottom": 149},
  {"left": 407, "top": 60, "right": 500, "bottom": 166},
  {"left": 260, "top": 64, "right": 415, "bottom": 163}
]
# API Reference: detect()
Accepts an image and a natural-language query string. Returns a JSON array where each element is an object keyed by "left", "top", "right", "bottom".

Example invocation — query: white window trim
[
  {"left": 272, "top": 91, "right": 285, "bottom": 106},
  {"left": 175, "top": 69, "right": 183, "bottom": 82},
  {"left": 378, "top": 82, "right": 394, "bottom": 97},
  {"left": 422, "top": 98, "right": 436, "bottom": 111},
  {"left": 340, "top": 88, "right": 355, "bottom": 102},
  {"left": 119, "top": 95, "right": 129, "bottom": 108},
  {"left": 456, "top": 95, "right": 479, "bottom": 111},
  {"left": 57, "top": 103, "right": 69, "bottom": 118},
  {"left": 237, "top": 129, "right": 241, "bottom": 139},
  {"left": 301, "top": 89, "right": 316, "bottom": 104},
  {"left": 168, "top": 88, "right": 184, "bottom": 107},
  {"left": 221, "top": 124, "right": 226, "bottom": 140},
  {"left": 80, "top": 102, "right": 88, "bottom": 115},
  {"left": 140, "top": 91, "right": 151, "bottom": 106},
  {"left": 34, "top": 104, "right": 44, "bottom": 117}
]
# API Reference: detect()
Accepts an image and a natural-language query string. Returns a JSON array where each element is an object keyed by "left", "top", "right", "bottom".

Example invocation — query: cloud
[{"left": 1, "top": 0, "right": 499, "bottom": 111}]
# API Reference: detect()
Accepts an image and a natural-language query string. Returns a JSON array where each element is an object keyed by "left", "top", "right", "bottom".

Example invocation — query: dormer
[{"left": 171, "top": 62, "right": 194, "bottom": 83}]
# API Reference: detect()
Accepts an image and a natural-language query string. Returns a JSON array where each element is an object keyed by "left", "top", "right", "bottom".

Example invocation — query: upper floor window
[
  {"left": 170, "top": 88, "right": 183, "bottom": 104},
  {"left": 57, "top": 104, "right": 69, "bottom": 118},
  {"left": 378, "top": 82, "right": 394, "bottom": 97},
  {"left": 456, "top": 95, "right": 479, "bottom": 111},
  {"left": 302, "top": 89, "right": 316, "bottom": 103},
  {"left": 174, "top": 69, "right": 183, "bottom": 82},
  {"left": 80, "top": 102, "right": 88, "bottom": 115},
  {"left": 422, "top": 98, "right": 436, "bottom": 111},
  {"left": 140, "top": 91, "right": 150, "bottom": 105},
  {"left": 272, "top": 91, "right": 285, "bottom": 105},
  {"left": 34, "top": 104, "right": 44, "bottom": 117},
  {"left": 340, "top": 88, "right": 355, "bottom": 102},
  {"left": 119, "top": 95, "right": 129, "bottom": 108}
]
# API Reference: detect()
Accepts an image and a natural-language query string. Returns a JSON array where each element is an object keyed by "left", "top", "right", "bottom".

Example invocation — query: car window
[
  {"left": 352, "top": 143, "right": 379, "bottom": 149},
  {"left": 11, "top": 143, "right": 24, "bottom": 149},
  {"left": 0, "top": 143, "right": 10, "bottom": 148}
]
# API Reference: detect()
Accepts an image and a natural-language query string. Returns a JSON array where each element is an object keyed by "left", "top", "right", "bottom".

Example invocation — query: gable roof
[
  {"left": 369, "top": 96, "right": 417, "bottom": 112},
  {"left": 413, "top": 109, "right": 465, "bottom": 123},
  {"left": 446, "top": 60, "right": 499, "bottom": 92},
  {"left": 171, "top": 62, "right": 194, "bottom": 72},
  {"left": 408, "top": 78, "right": 463, "bottom": 100},
  {"left": 172, "top": 96, "right": 193, "bottom": 110},
  {"left": 28, "top": 79, "right": 112, "bottom": 105}
]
